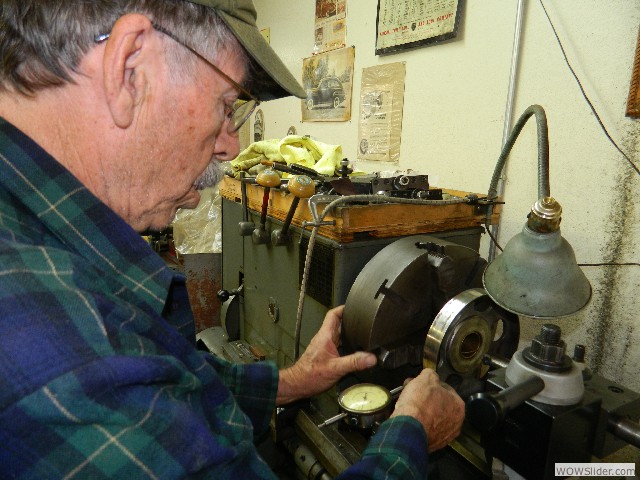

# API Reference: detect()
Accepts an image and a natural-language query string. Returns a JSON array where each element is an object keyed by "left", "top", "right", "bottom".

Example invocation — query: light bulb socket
[{"left": 527, "top": 197, "right": 562, "bottom": 233}]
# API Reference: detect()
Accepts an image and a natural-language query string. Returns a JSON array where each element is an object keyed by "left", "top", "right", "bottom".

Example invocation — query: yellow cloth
[{"left": 230, "top": 135, "right": 343, "bottom": 176}]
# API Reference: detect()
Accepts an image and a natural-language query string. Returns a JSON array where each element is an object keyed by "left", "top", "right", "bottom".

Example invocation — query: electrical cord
[
  {"left": 485, "top": 225, "right": 504, "bottom": 253},
  {"left": 539, "top": 0, "right": 640, "bottom": 176},
  {"left": 580, "top": 262, "right": 640, "bottom": 267},
  {"left": 485, "top": 5, "right": 640, "bottom": 263},
  {"left": 536, "top": 2, "right": 640, "bottom": 269}
]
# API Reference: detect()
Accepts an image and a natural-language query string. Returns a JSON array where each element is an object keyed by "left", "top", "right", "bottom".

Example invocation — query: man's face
[{"left": 127, "top": 50, "right": 243, "bottom": 232}]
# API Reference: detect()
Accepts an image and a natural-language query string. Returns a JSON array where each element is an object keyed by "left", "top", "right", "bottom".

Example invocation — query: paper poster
[
  {"left": 357, "top": 62, "right": 406, "bottom": 162},
  {"left": 314, "top": 0, "right": 347, "bottom": 54},
  {"left": 359, "top": 87, "right": 393, "bottom": 161}
]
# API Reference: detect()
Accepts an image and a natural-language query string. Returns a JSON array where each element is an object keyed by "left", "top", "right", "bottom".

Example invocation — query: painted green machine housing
[{"left": 221, "top": 198, "right": 484, "bottom": 369}]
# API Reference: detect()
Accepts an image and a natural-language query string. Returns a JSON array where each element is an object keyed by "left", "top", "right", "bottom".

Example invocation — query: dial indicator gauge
[{"left": 338, "top": 383, "right": 392, "bottom": 414}]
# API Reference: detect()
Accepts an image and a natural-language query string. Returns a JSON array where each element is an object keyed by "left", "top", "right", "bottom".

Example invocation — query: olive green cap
[{"left": 187, "top": 0, "right": 306, "bottom": 100}]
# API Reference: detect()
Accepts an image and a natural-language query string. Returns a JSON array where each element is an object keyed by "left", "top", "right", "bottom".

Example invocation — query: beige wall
[{"left": 252, "top": 1, "right": 640, "bottom": 392}]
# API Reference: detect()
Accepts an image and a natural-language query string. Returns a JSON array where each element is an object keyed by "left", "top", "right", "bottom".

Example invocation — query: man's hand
[
  {"left": 391, "top": 369, "right": 465, "bottom": 452},
  {"left": 276, "top": 306, "right": 377, "bottom": 405}
]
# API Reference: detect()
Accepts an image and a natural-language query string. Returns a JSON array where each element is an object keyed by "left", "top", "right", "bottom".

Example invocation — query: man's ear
[{"left": 102, "top": 14, "right": 156, "bottom": 128}]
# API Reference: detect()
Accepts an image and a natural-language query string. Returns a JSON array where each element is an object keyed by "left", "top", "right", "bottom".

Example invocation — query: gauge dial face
[{"left": 338, "top": 383, "right": 392, "bottom": 414}]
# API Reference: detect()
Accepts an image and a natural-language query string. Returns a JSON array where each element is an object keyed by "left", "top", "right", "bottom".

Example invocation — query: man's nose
[{"left": 213, "top": 127, "right": 241, "bottom": 161}]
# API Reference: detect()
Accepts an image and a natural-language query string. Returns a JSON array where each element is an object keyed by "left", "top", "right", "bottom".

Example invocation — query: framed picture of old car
[{"left": 301, "top": 46, "right": 355, "bottom": 122}]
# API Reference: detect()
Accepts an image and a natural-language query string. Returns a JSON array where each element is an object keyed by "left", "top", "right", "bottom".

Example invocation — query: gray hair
[{"left": 0, "top": 0, "right": 250, "bottom": 95}]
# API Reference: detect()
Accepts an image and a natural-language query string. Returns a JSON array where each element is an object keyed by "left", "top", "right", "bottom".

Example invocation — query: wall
[{"left": 251, "top": 0, "right": 640, "bottom": 393}]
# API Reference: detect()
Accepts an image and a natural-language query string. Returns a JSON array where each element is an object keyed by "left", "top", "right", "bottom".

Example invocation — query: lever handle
[
  {"left": 466, "top": 375, "right": 545, "bottom": 432},
  {"left": 252, "top": 169, "right": 280, "bottom": 244},
  {"left": 272, "top": 175, "right": 315, "bottom": 246},
  {"left": 217, "top": 287, "right": 242, "bottom": 303},
  {"left": 238, "top": 171, "right": 255, "bottom": 236},
  {"left": 287, "top": 175, "right": 315, "bottom": 199},
  {"left": 255, "top": 168, "right": 281, "bottom": 189}
]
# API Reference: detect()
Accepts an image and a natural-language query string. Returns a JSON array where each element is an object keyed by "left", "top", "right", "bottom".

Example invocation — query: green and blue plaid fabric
[{"left": 0, "top": 118, "right": 428, "bottom": 479}]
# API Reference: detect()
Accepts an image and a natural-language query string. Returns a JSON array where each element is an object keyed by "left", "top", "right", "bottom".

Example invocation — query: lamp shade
[{"left": 482, "top": 224, "right": 592, "bottom": 318}]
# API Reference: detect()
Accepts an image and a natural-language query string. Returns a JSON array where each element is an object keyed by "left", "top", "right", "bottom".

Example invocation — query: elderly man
[{"left": 0, "top": 1, "right": 464, "bottom": 478}]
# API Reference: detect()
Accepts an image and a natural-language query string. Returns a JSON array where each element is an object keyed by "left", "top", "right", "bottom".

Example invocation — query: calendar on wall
[{"left": 375, "top": 0, "right": 463, "bottom": 55}]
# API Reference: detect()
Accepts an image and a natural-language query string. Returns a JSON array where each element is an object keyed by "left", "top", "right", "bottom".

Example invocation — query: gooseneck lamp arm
[
  {"left": 482, "top": 104, "right": 592, "bottom": 319},
  {"left": 486, "top": 104, "right": 551, "bottom": 228}
]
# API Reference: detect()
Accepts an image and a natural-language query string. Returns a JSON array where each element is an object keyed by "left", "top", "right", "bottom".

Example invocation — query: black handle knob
[
  {"left": 217, "top": 288, "right": 240, "bottom": 302},
  {"left": 466, "top": 375, "right": 545, "bottom": 432}
]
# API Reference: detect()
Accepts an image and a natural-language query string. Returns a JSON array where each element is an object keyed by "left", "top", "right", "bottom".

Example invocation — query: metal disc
[{"left": 425, "top": 288, "right": 519, "bottom": 397}]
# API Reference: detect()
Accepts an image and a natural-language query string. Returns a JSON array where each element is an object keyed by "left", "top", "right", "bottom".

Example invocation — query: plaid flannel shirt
[{"left": 0, "top": 118, "right": 429, "bottom": 479}]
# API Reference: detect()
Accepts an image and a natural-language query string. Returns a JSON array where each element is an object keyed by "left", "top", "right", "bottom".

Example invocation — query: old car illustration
[{"left": 306, "top": 76, "right": 345, "bottom": 110}]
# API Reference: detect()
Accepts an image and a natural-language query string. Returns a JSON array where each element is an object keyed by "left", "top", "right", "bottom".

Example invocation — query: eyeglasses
[{"left": 94, "top": 23, "right": 259, "bottom": 133}]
